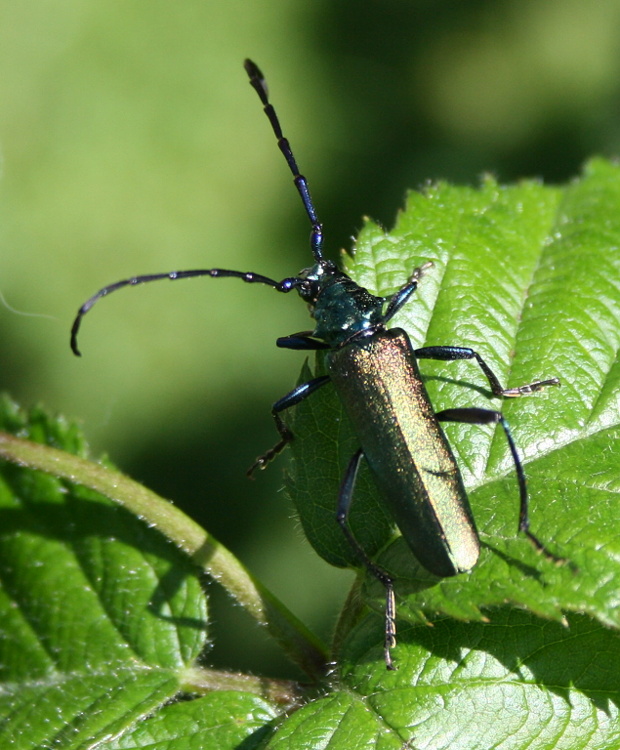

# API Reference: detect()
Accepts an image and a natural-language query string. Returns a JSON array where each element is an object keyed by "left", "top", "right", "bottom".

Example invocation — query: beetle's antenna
[
  {"left": 70, "top": 268, "right": 298, "bottom": 356},
  {"left": 244, "top": 59, "right": 324, "bottom": 263}
]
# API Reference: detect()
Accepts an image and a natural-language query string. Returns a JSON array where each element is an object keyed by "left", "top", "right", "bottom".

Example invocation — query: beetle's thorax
[{"left": 296, "top": 261, "right": 386, "bottom": 347}]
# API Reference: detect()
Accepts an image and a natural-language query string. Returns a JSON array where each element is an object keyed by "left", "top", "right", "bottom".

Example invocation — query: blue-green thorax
[{"left": 296, "top": 260, "right": 386, "bottom": 347}]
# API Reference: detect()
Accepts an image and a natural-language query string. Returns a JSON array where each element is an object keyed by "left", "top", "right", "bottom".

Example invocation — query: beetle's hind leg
[
  {"left": 337, "top": 448, "right": 397, "bottom": 670},
  {"left": 436, "top": 407, "right": 566, "bottom": 565}
]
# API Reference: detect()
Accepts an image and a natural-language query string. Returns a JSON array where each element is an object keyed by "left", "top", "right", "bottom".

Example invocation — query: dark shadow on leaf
[
  {"left": 420, "top": 373, "right": 494, "bottom": 400},
  {"left": 0, "top": 466, "right": 208, "bottom": 632},
  {"left": 236, "top": 725, "right": 276, "bottom": 750},
  {"left": 480, "top": 540, "right": 544, "bottom": 581},
  {"left": 147, "top": 567, "right": 208, "bottom": 631},
  {"left": 345, "top": 610, "right": 620, "bottom": 714}
]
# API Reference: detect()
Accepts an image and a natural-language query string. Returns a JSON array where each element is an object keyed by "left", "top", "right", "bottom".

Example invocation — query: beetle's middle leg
[
  {"left": 247, "top": 375, "right": 330, "bottom": 476},
  {"left": 415, "top": 345, "right": 560, "bottom": 398}
]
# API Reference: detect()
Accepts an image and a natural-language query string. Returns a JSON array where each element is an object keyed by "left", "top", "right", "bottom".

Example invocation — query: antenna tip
[
  {"left": 244, "top": 59, "right": 261, "bottom": 77},
  {"left": 70, "top": 320, "right": 83, "bottom": 357}
]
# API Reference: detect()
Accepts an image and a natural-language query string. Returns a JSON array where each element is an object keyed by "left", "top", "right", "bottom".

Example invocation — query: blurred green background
[{"left": 1, "top": 1, "right": 620, "bottom": 677}]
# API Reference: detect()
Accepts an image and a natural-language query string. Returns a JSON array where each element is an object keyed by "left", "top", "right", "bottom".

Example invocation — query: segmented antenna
[{"left": 244, "top": 59, "right": 324, "bottom": 262}]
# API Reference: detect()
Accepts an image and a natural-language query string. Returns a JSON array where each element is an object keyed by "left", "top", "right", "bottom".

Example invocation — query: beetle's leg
[
  {"left": 247, "top": 333, "right": 329, "bottom": 473},
  {"left": 276, "top": 332, "right": 331, "bottom": 351},
  {"left": 337, "top": 448, "right": 397, "bottom": 670},
  {"left": 436, "top": 407, "right": 565, "bottom": 564},
  {"left": 382, "top": 261, "right": 434, "bottom": 324},
  {"left": 247, "top": 375, "right": 330, "bottom": 476},
  {"left": 414, "top": 345, "right": 560, "bottom": 398}
]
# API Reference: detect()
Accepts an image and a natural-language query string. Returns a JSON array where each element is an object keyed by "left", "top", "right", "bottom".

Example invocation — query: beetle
[{"left": 71, "top": 59, "right": 561, "bottom": 669}]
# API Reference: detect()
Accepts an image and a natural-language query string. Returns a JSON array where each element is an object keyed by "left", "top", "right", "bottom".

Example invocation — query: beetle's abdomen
[{"left": 327, "top": 328, "right": 480, "bottom": 577}]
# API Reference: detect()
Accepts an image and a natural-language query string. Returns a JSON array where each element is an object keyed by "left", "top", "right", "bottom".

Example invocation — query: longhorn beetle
[{"left": 71, "top": 59, "right": 561, "bottom": 669}]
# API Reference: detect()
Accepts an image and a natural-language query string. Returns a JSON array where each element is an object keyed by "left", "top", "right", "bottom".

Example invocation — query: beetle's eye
[{"left": 298, "top": 280, "right": 316, "bottom": 299}]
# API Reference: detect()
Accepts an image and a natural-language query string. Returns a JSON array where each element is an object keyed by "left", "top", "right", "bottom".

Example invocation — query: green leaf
[
  {"left": 264, "top": 613, "right": 620, "bottom": 749},
  {"left": 0, "top": 396, "right": 280, "bottom": 748},
  {"left": 103, "top": 693, "right": 276, "bottom": 750}
]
